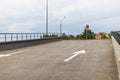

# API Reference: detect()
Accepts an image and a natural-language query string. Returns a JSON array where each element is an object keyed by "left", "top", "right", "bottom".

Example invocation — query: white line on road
[
  {"left": 9, "top": 50, "right": 30, "bottom": 55},
  {"left": 0, "top": 54, "right": 11, "bottom": 57},
  {"left": 0, "top": 50, "right": 30, "bottom": 58},
  {"left": 64, "top": 50, "right": 86, "bottom": 62}
]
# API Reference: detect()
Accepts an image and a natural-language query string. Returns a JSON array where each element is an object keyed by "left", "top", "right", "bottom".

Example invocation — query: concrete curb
[
  {"left": 112, "top": 36, "right": 120, "bottom": 79},
  {"left": 0, "top": 38, "right": 62, "bottom": 51}
]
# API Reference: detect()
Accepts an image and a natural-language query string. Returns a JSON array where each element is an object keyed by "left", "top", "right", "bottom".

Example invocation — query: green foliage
[
  {"left": 80, "top": 25, "right": 95, "bottom": 39},
  {"left": 62, "top": 33, "right": 68, "bottom": 39},
  {"left": 68, "top": 35, "right": 76, "bottom": 39},
  {"left": 79, "top": 26, "right": 95, "bottom": 39},
  {"left": 61, "top": 25, "right": 95, "bottom": 40},
  {"left": 43, "top": 34, "right": 58, "bottom": 38},
  {"left": 76, "top": 35, "right": 81, "bottom": 39}
]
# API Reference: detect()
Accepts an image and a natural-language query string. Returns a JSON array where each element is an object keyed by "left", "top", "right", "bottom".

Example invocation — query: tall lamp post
[
  {"left": 46, "top": 0, "right": 48, "bottom": 35},
  {"left": 57, "top": 16, "right": 66, "bottom": 37}
]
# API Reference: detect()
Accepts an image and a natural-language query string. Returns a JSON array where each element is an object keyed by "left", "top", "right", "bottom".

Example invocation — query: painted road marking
[
  {"left": 9, "top": 50, "right": 30, "bottom": 55},
  {"left": 64, "top": 50, "right": 86, "bottom": 62},
  {"left": 0, "top": 54, "right": 11, "bottom": 57},
  {"left": 0, "top": 50, "right": 30, "bottom": 58},
  {"left": 73, "top": 50, "right": 86, "bottom": 54}
]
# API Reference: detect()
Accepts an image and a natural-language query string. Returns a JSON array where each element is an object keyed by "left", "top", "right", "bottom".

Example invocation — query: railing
[
  {"left": 0, "top": 33, "right": 60, "bottom": 43},
  {"left": 111, "top": 31, "right": 120, "bottom": 45}
]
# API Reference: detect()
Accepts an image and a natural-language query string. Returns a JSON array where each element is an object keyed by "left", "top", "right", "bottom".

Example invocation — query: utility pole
[{"left": 46, "top": 0, "right": 48, "bottom": 35}]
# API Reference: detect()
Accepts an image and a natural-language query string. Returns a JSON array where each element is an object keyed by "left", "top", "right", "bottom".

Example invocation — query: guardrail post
[
  {"left": 34, "top": 34, "right": 35, "bottom": 39},
  {"left": 37, "top": 34, "right": 38, "bottom": 39},
  {"left": 5, "top": 34, "right": 6, "bottom": 42},
  {"left": 22, "top": 34, "right": 23, "bottom": 40},
  {"left": 11, "top": 34, "right": 13, "bottom": 41},
  {"left": 26, "top": 34, "right": 28, "bottom": 40},
  {"left": 39, "top": 34, "right": 42, "bottom": 39},
  {"left": 16, "top": 34, "right": 18, "bottom": 41},
  {"left": 40, "top": 34, "right": 41, "bottom": 39},
  {"left": 30, "top": 34, "right": 31, "bottom": 40}
]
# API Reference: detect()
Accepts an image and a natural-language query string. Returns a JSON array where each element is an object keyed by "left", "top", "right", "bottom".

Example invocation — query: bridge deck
[{"left": 0, "top": 40, "right": 118, "bottom": 80}]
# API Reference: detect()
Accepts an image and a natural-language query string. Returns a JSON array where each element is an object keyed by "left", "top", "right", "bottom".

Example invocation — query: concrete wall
[
  {"left": 112, "top": 36, "right": 120, "bottom": 80},
  {"left": 0, "top": 38, "right": 62, "bottom": 51}
]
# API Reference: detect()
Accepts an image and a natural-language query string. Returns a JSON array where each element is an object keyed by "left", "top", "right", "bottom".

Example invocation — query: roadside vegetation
[
  {"left": 62, "top": 25, "right": 95, "bottom": 40},
  {"left": 43, "top": 34, "right": 58, "bottom": 39},
  {"left": 42, "top": 25, "right": 111, "bottom": 40},
  {"left": 62, "top": 25, "right": 111, "bottom": 40}
]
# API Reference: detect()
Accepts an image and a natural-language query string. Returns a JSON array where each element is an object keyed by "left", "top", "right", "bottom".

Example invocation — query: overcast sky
[{"left": 0, "top": 0, "right": 120, "bottom": 34}]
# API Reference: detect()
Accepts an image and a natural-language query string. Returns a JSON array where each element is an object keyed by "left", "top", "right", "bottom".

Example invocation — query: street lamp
[
  {"left": 46, "top": 0, "right": 48, "bottom": 35},
  {"left": 57, "top": 16, "right": 66, "bottom": 37}
]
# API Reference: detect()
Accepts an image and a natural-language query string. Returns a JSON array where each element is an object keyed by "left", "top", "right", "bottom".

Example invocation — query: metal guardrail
[
  {"left": 0, "top": 33, "right": 60, "bottom": 43},
  {"left": 111, "top": 31, "right": 120, "bottom": 45}
]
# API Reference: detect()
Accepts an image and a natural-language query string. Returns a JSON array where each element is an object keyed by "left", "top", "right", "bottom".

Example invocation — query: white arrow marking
[
  {"left": 64, "top": 50, "right": 86, "bottom": 62},
  {"left": 73, "top": 50, "right": 86, "bottom": 54},
  {"left": 0, "top": 50, "right": 30, "bottom": 58}
]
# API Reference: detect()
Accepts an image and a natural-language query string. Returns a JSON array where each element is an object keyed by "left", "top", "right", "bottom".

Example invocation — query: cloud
[
  {"left": 8, "top": 23, "right": 35, "bottom": 32},
  {"left": 0, "top": 0, "right": 45, "bottom": 19},
  {"left": 0, "top": 0, "right": 120, "bottom": 34}
]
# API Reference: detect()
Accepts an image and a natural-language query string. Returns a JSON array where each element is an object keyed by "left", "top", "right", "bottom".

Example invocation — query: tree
[
  {"left": 62, "top": 33, "right": 68, "bottom": 39},
  {"left": 76, "top": 34, "right": 81, "bottom": 39},
  {"left": 80, "top": 24, "right": 95, "bottom": 39}
]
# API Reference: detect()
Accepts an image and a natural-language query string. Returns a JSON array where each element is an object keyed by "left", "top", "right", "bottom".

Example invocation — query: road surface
[{"left": 0, "top": 40, "right": 118, "bottom": 80}]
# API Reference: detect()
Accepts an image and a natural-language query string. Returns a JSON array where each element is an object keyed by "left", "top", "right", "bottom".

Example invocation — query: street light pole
[
  {"left": 46, "top": 0, "right": 48, "bottom": 35},
  {"left": 57, "top": 16, "right": 66, "bottom": 37},
  {"left": 60, "top": 23, "right": 62, "bottom": 37}
]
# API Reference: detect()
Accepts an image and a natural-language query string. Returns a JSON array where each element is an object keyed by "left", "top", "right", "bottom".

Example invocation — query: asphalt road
[{"left": 0, "top": 40, "right": 118, "bottom": 80}]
